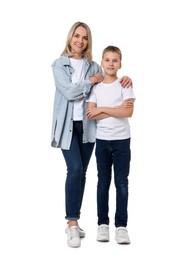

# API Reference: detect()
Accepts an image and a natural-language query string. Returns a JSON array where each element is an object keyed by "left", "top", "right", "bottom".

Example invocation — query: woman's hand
[
  {"left": 90, "top": 73, "right": 104, "bottom": 85},
  {"left": 120, "top": 76, "right": 133, "bottom": 88}
]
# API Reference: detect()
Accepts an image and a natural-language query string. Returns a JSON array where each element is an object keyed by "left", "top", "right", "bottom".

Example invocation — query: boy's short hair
[{"left": 102, "top": 45, "right": 122, "bottom": 61}]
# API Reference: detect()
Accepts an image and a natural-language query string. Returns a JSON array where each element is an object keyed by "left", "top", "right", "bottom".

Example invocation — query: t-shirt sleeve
[
  {"left": 86, "top": 86, "right": 97, "bottom": 103},
  {"left": 122, "top": 87, "right": 136, "bottom": 101}
]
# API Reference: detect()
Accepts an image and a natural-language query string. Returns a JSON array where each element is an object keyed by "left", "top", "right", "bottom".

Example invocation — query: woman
[{"left": 51, "top": 21, "right": 133, "bottom": 248}]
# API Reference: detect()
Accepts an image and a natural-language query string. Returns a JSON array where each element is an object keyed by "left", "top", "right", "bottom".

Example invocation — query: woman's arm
[{"left": 52, "top": 60, "right": 103, "bottom": 101}]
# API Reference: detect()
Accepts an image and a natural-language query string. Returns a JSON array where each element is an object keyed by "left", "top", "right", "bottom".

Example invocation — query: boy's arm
[
  {"left": 101, "top": 105, "right": 133, "bottom": 117},
  {"left": 86, "top": 102, "right": 109, "bottom": 120},
  {"left": 87, "top": 99, "right": 135, "bottom": 119}
]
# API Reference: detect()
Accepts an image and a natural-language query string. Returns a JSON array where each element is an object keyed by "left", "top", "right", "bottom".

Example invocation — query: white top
[
  {"left": 87, "top": 78, "right": 135, "bottom": 140},
  {"left": 70, "top": 58, "right": 84, "bottom": 120}
]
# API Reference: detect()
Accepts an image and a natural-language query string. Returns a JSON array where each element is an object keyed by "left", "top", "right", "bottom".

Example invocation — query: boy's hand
[
  {"left": 120, "top": 99, "right": 135, "bottom": 108},
  {"left": 86, "top": 107, "right": 102, "bottom": 118}
]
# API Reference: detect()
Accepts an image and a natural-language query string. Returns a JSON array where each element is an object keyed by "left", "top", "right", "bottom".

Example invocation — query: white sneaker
[
  {"left": 65, "top": 224, "right": 85, "bottom": 238},
  {"left": 115, "top": 227, "right": 130, "bottom": 244},
  {"left": 97, "top": 224, "right": 109, "bottom": 242},
  {"left": 77, "top": 226, "right": 85, "bottom": 238},
  {"left": 66, "top": 226, "right": 81, "bottom": 248}
]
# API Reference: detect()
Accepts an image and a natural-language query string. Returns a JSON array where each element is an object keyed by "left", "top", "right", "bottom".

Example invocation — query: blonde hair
[
  {"left": 102, "top": 45, "right": 122, "bottom": 61},
  {"left": 61, "top": 21, "right": 93, "bottom": 62}
]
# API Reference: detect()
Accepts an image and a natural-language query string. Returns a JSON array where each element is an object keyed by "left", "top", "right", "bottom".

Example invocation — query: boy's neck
[{"left": 102, "top": 74, "right": 118, "bottom": 84}]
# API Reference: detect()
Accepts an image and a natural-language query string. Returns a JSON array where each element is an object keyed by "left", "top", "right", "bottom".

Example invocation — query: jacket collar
[{"left": 60, "top": 55, "right": 91, "bottom": 67}]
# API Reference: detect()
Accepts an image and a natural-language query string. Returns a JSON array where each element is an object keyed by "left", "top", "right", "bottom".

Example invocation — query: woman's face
[{"left": 70, "top": 26, "right": 88, "bottom": 59}]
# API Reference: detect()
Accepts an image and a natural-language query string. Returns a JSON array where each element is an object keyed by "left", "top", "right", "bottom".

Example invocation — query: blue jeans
[
  {"left": 95, "top": 138, "right": 131, "bottom": 227},
  {"left": 61, "top": 121, "right": 94, "bottom": 220}
]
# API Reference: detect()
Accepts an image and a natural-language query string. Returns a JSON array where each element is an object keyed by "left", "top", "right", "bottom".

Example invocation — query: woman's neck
[{"left": 71, "top": 53, "right": 83, "bottom": 60}]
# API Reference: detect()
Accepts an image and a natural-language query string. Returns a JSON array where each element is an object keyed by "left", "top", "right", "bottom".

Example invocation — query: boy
[{"left": 86, "top": 46, "right": 135, "bottom": 244}]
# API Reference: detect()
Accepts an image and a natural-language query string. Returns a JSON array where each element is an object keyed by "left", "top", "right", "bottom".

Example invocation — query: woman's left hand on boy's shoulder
[{"left": 120, "top": 76, "right": 133, "bottom": 88}]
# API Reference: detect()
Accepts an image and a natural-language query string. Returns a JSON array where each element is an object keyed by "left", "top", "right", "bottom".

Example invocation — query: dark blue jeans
[
  {"left": 95, "top": 138, "right": 131, "bottom": 227},
  {"left": 61, "top": 121, "right": 94, "bottom": 220}
]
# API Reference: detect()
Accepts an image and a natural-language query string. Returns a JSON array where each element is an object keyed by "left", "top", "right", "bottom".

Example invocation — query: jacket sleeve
[{"left": 51, "top": 59, "right": 93, "bottom": 101}]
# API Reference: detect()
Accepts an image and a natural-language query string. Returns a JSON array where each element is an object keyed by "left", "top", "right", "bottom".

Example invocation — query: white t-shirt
[
  {"left": 87, "top": 78, "right": 135, "bottom": 140},
  {"left": 70, "top": 58, "right": 84, "bottom": 120}
]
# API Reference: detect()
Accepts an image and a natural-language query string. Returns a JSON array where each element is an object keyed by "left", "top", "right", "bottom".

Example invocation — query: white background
[{"left": 0, "top": 0, "right": 181, "bottom": 259}]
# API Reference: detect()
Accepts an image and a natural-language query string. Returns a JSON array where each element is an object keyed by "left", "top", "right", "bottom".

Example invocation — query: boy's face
[{"left": 101, "top": 51, "right": 121, "bottom": 75}]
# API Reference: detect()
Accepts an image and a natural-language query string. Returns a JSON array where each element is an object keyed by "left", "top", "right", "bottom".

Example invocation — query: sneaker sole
[
  {"left": 97, "top": 236, "right": 109, "bottom": 242},
  {"left": 67, "top": 242, "right": 81, "bottom": 248},
  {"left": 97, "top": 239, "right": 109, "bottom": 242},
  {"left": 115, "top": 238, "right": 130, "bottom": 244}
]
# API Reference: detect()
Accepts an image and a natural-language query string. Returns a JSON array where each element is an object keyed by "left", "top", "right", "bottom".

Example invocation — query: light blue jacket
[{"left": 51, "top": 55, "right": 103, "bottom": 149}]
